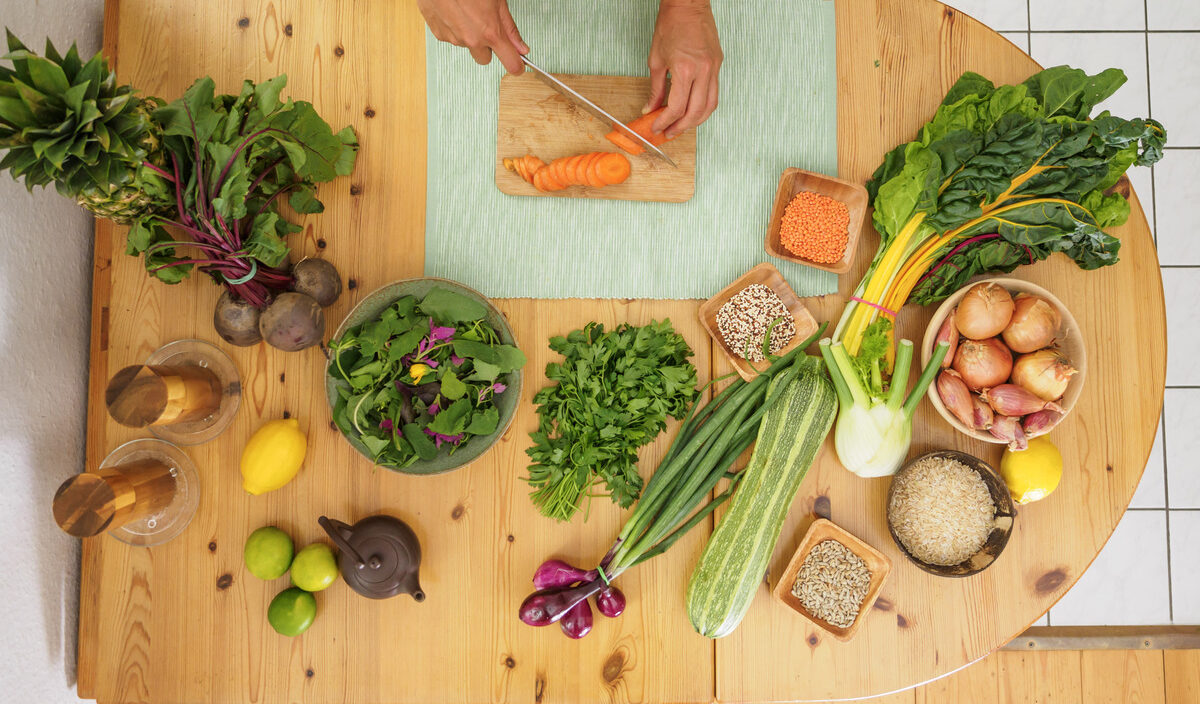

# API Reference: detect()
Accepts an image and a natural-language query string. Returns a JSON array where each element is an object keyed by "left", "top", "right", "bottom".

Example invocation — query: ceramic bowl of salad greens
[{"left": 325, "top": 277, "right": 525, "bottom": 475}]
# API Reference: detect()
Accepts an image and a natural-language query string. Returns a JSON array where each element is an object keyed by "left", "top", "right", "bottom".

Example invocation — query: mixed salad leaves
[{"left": 328, "top": 288, "right": 525, "bottom": 470}]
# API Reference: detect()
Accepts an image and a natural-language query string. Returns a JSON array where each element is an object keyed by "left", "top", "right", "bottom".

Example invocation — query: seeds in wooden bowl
[
  {"left": 716, "top": 284, "right": 796, "bottom": 362},
  {"left": 790, "top": 539, "right": 871, "bottom": 629},
  {"left": 888, "top": 455, "right": 996, "bottom": 566}
]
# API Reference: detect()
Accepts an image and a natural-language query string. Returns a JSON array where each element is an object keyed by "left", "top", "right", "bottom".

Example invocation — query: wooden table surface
[{"left": 77, "top": 0, "right": 1166, "bottom": 702}]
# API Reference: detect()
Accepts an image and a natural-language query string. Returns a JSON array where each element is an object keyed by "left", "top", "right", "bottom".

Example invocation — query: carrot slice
[
  {"left": 531, "top": 167, "right": 549, "bottom": 192},
  {"left": 583, "top": 152, "right": 606, "bottom": 188},
  {"left": 604, "top": 130, "right": 645, "bottom": 156},
  {"left": 596, "top": 153, "right": 631, "bottom": 185},
  {"left": 540, "top": 165, "right": 566, "bottom": 191},
  {"left": 567, "top": 155, "right": 587, "bottom": 185},
  {"left": 604, "top": 107, "right": 673, "bottom": 154}
]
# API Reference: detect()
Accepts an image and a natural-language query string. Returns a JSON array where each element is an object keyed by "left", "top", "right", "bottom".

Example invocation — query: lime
[
  {"left": 290, "top": 543, "right": 339, "bottom": 592},
  {"left": 1000, "top": 435, "right": 1063, "bottom": 504},
  {"left": 244, "top": 526, "right": 294, "bottom": 580},
  {"left": 268, "top": 587, "right": 316, "bottom": 637}
]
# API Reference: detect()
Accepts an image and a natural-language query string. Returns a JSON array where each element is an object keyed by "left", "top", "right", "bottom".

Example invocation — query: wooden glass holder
[
  {"left": 52, "top": 439, "right": 199, "bottom": 546},
  {"left": 105, "top": 339, "right": 240, "bottom": 445}
]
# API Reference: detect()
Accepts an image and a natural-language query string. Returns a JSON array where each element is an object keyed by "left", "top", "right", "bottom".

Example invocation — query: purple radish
[
  {"left": 559, "top": 599, "right": 594, "bottom": 639},
  {"left": 595, "top": 585, "right": 626, "bottom": 618},
  {"left": 518, "top": 579, "right": 604, "bottom": 627},
  {"left": 532, "top": 559, "right": 596, "bottom": 590}
]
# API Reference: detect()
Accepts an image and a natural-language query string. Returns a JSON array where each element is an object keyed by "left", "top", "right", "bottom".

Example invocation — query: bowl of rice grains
[
  {"left": 772, "top": 518, "right": 892, "bottom": 641},
  {"left": 887, "top": 450, "right": 1017, "bottom": 577},
  {"left": 699, "top": 263, "right": 819, "bottom": 381},
  {"left": 764, "top": 167, "right": 869, "bottom": 274}
]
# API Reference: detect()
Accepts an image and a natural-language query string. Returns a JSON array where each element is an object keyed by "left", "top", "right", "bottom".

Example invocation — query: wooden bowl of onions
[{"left": 920, "top": 278, "right": 1086, "bottom": 449}]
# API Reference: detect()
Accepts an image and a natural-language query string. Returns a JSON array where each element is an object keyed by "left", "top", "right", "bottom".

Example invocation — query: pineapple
[{"left": 0, "top": 30, "right": 169, "bottom": 224}]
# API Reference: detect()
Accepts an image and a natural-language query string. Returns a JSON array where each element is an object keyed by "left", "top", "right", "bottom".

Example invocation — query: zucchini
[{"left": 685, "top": 356, "right": 837, "bottom": 638}]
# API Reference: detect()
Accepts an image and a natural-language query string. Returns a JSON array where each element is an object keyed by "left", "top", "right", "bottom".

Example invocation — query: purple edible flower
[
  {"left": 450, "top": 354, "right": 466, "bottom": 366},
  {"left": 423, "top": 428, "right": 464, "bottom": 448},
  {"left": 429, "top": 402, "right": 441, "bottom": 415},
  {"left": 478, "top": 381, "right": 508, "bottom": 403},
  {"left": 428, "top": 319, "right": 456, "bottom": 343},
  {"left": 379, "top": 418, "right": 394, "bottom": 431}
]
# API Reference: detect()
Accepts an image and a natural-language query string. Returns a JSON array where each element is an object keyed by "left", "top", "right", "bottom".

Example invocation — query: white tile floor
[{"left": 944, "top": 0, "right": 1200, "bottom": 627}]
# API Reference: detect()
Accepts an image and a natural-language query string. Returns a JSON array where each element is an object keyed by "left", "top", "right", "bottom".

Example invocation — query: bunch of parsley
[{"left": 526, "top": 321, "right": 698, "bottom": 522}]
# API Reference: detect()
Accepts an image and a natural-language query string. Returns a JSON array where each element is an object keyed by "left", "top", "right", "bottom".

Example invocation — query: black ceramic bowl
[{"left": 886, "top": 450, "right": 1016, "bottom": 578}]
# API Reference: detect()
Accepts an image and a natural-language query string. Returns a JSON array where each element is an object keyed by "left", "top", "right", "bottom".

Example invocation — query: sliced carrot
[
  {"left": 604, "top": 130, "right": 645, "bottom": 156},
  {"left": 604, "top": 107, "right": 673, "bottom": 154},
  {"left": 584, "top": 152, "right": 606, "bottom": 188},
  {"left": 531, "top": 167, "right": 549, "bottom": 192},
  {"left": 596, "top": 153, "right": 631, "bottom": 185},
  {"left": 555, "top": 157, "right": 572, "bottom": 187},
  {"left": 540, "top": 164, "right": 567, "bottom": 192},
  {"left": 567, "top": 155, "right": 587, "bottom": 185}
]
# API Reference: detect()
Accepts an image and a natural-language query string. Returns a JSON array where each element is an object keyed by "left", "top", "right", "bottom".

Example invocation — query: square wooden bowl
[
  {"left": 699, "top": 263, "right": 820, "bottom": 381},
  {"left": 764, "top": 167, "right": 870, "bottom": 274},
  {"left": 772, "top": 518, "right": 892, "bottom": 642}
]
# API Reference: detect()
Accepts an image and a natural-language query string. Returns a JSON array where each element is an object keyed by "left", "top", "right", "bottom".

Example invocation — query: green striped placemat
[{"left": 424, "top": 0, "right": 838, "bottom": 299}]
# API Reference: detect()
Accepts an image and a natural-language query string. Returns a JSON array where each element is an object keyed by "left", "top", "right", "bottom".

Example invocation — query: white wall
[{"left": 0, "top": 1, "right": 102, "bottom": 702}]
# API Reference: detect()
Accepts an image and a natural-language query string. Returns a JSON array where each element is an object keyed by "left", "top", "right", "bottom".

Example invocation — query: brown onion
[
  {"left": 1002, "top": 294, "right": 1062, "bottom": 353},
  {"left": 937, "top": 370, "right": 975, "bottom": 429},
  {"left": 935, "top": 311, "right": 960, "bottom": 369},
  {"left": 1011, "top": 348, "right": 1077, "bottom": 401},
  {"left": 953, "top": 337, "right": 1013, "bottom": 392},
  {"left": 981, "top": 384, "right": 1064, "bottom": 417},
  {"left": 956, "top": 283, "right": 1014, "bottom": 340}
]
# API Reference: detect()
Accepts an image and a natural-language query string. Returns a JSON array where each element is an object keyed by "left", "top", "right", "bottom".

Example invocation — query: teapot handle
[{"left": 318, "top": 516, "right": 366, "bottom": 567}]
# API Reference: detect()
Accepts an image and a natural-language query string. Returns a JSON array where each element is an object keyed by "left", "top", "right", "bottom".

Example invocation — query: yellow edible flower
[{"left": 409, "top": 363, "right": 432, "bottom": 383}]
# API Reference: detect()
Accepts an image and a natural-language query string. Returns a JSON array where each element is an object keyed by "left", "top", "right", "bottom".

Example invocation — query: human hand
[
  {"left": 418, "top": 0, "right": 529, "bottom": 74},
  {"left": 643, "top": 0, "right": 723, "bottom": 138}
]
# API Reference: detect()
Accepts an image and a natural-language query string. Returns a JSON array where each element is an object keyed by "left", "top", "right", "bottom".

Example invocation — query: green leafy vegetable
[
  {"left": 127, "top": 75, "right": 359, "bottom": 307},
  {"left": 326, "top": 288, "right": 523, "bottom": 470},
  {"left": 525, "top": 321, "right": 699, "bottom": 522}
]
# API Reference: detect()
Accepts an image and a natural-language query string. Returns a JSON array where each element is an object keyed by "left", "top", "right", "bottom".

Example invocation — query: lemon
[
  {"left": 241, "top": 418, "right": 307, "bottom": 495},
  {"left": 1000, "top": 435, "right": 1063, "bottom": 504}
]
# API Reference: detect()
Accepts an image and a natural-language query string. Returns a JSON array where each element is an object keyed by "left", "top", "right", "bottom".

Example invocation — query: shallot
[
  {"left": 953, "top": 337, "right": 1013, "bottom": 391},
  {"left": 519, "top": 580, "right": 604, "bottom": 627},
  {"left": 1002, "top": 294, "right": 1061, "bottom": 353},
  {"left": 981, "top": 384, "right": 1064, "bottom": 417},
  {"left": 937, "top": 370, "right": 975, "bottom": 429},
  {"left": 1023, "top": 409, "right": 1063, "bottom": 436},
  {"left": 935, "top": 312, "right": 960, "bottom": 369},
  {"left": 990, "top": 414, "right": 1028, "bottom": 451},
  {"left": 971, "top": 395, "right": 995, "bottom": 431},
  {"left": 1011, "top": 349, "right": 1076, "bottom": 402},
  {"left": 956, "top": 283, "right": 1014, "bottom": 340}
]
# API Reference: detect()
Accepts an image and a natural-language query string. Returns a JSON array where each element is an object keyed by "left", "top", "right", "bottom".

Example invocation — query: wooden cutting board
[{"left": 495, "top": 73, "right": 696, "bottom": 202}]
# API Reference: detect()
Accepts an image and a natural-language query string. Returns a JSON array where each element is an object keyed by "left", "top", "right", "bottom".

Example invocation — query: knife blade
[{"left": 519, "top": 55, "right": 677, "bottom": 168}]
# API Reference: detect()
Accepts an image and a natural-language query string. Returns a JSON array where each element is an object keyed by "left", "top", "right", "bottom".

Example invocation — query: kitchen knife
[{"left": 519, "top": 55, "right": 677, "bottom": 168}]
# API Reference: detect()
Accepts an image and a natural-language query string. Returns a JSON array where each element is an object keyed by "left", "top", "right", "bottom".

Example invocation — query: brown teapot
[{"left": 318, "top": 514, "right": 425, "bottom": 601}]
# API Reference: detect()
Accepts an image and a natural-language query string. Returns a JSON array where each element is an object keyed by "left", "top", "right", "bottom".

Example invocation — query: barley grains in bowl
[
  {"left": 888, "top": 454, "right": 996, "bottom": 567},
  {"left": 791, "top": 540, "right": 871, "bottom": 629}
]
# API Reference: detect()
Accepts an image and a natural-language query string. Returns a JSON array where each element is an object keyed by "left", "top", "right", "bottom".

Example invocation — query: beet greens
[{"left": 129, "top": 76, "right": 357, "bottom": 308}]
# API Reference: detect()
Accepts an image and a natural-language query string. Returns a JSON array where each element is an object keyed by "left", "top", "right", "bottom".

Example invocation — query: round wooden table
[{"left": 78, "top": 1, "right": 1165, "bottom": 702}]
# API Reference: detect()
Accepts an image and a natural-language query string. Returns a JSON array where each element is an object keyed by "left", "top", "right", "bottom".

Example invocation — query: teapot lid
[{"left": 319, "top": 515, "right": 424, "bottom": 601}]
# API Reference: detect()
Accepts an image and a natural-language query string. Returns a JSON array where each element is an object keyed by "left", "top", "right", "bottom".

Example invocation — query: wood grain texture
[
  {"left": 496, "top": 73, "right": 695, "bottom": 202},
  {"left": 77, "top": 0, "right": 1166, "bottom": 702},
  {"left": 1164, "top": 650, "right": 1200, "bottom": 703},
  {"left": 1081, "top": 651, "right": 1166, "bottom": 704}
]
